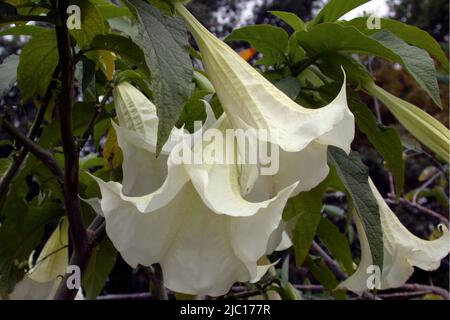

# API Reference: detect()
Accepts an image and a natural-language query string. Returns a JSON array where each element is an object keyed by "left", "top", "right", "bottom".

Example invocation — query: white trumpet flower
[
  {"left": 174, "top": 3, "right": 355, "bottom": 197},
  {"left": 9, "top": 219, "right": 69, "bottom": 300},
  {"left": 339, "top": 179, "right": 449, "bottom": 294},
  {"left": 87, "top": 82, "right": 299, "bottom": 296}
]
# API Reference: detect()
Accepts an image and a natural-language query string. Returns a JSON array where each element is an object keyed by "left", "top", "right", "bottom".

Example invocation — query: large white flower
[
  {"left": 87, "top": 82, "right": 299, "bottom": 296},
  {"left": 339, "top": 179, "right": 449, "bottom": 295},
  {"left": 174, "top": 3, "right": 355, "bottom": 197}
]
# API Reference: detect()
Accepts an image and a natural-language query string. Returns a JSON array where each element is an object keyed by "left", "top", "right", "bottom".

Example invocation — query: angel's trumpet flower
[
  {"left": 86, "top": 82, "right": 298, "bottom": 296},
  {"left": 339, "top": 179, "right": 449, "bottom": 294},
  {"left": 174, "top": 3, "right": 354, "bottom": 197}
]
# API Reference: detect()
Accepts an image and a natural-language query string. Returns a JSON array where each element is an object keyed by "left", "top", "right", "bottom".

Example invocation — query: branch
[
  {"left": 53, "top": 0, "right": 89, "bottom": 300},
  {"left": 79, "top": 84, "right": 114, "bottom": 150},
  {"left": 0, "top": 120, "right": 63, "bottom": 182},
  {"left": 386, "top": 197, "right": 449, "bottom": 226},
  {"left": 311, "top": 241, "right": 347, "bottom": 281},
  {"left": 0, "top": 78, "right": 56, "bottom": 199},
  {"left": 0, "top": 15, "right": 54, "bottom": 24},
  {"left": 401, "top": 284, "right": 449, "bottom": 300}
]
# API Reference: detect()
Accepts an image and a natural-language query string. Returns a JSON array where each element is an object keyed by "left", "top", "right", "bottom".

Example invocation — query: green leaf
[
  {"left": 327, "top": 147, "right": 383, "bottom": 272},
  {"left": 0, "top": 25, "right": 46, "bottom": 36},
  {"left": 225, "top": 25, "right": 288, "bottom": 66},
  {"left": 370, "top": 30, "right": 441, "bottom": 107},
  {"left": 296, "top": 23, "right": 441, "bottom": 107},
  {"left": 304, "top": 255, "right": 345, "bottom": 299},
  {"left": 0, "top": 54, "right": 19, "bottom": 98},
  {"left": 312, "top": 0, "right": 370, "bottom": 25},
  {"left": 349, "top": 98, "right": 405, "bottom": 196},
  {"left": 82, "top": 239, "right": 117, "bottom": 300},
  {"left": 275, "top": 76, "right": 301, "bottom": 100},
  {"left": 283, "top": 180, "right": 327, "bottom": 266},
  {"left": 0, "top": 158, "right": 11, "bottom": 176},
  {"left": 70, "top": 0, "right": 105, "bottom": 49},
  {"left": 129, "top": 0, "right": 194, "bottom": 154},
  {"left": 88, "top": 34, "right": 149, "bottom": 76},
  {"left": 317, "top": 217, "right": 354, "bottom": 274},
  {"left": 346, "top": 17, "right": 449, "bottom": 72},
  {"left": 0, "top": 202, "right": 64, "bottom": 297},
  {"left": 17, "top": 30, "right": 58, "bottom": 101},
  {"left": 269, "top": 11, "right": 306, "bottom": 31}
]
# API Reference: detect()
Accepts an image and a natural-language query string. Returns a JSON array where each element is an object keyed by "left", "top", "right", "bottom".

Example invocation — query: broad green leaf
[
  {"left": 0, "top": 202, "right": 64, "bottom": 297},
  {"left": 371, "top": 30, "right": 441, "bottom": 107},
  {"left": 0, "top": 54, "right": 19, "bottom": 98},
  {"left": 17, "top": 30, "right": 58, "bottom": 101},
  {"left": 129, "top": 0, "right": 194, "bottom": 154},
  {"left": 83, "top": 239, "right": 117, "bottom": 299},
  {"left": 346, "top": 17, "right": 449, "bottom": 72},
  {"left": 0, "top": 25, "right": 46, "bottom": 36},
  {"left": 283, "top": 180, "right": 327, "bottom": 266},
  {"left": 177, "top": 89, "right": 211, "bottom": 132},
  {"left": 225, "top": 25, "right": 288, "bottom": 66},
  {"left": 312, "top": 0, "right": 370, "bottom": 25},
  {"left": 71, "top": 0, "right": 105, "bottom": 49},
  {"left": 317, "top": 217, "right": 354, "bottom": 274},
  {"left": 304, "top": 255, "right": 345, "bottom": 299},
  {"left": 0, "top": 158, "right": 11, "bottom": 176},
  {"left": 269, "top": 11, "right": 306, "bottom": 32},
  {"left": 91, "top": 0, "right": 133, "bottom": 20},
  {"left": 328, "top": 147, "right": 383, "bottom": 272},
  {"left": 349, "top": 98, "right": 405, "bottom": 195},
  {"left": 88, "top": 34, "right": 149, "bottom": 76},
  {"left": 296, "top": 24, "right": 441, "bottom": 106},
  {"left": 366, "top": 83, "right": 450, "bottom": 162},
  {"left": 275, "top": 76, "right": 301, "bottom": 100}
]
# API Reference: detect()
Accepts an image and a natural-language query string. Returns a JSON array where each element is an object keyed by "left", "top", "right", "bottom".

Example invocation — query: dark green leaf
[
  {"left": 88, "top": 34, "right": 149, "bottom": 75},
  {"left": 0, "top": 202, "right": 64, "bottom": 297},
  {"left": 129, "top": 0, "right": 194, "bottom": 154},
  {"left": 82, "top": 239, "right": 117, "bottom": 299},
  {"left": 296, "top": 23, "right": 441, "bottom": 107},
  {"left": 350, "top": 98, "right": 405, "bottom": 195},
  {"left": 370, "top": 30, "right": 441, "bottom": 107},
  {"left": 346, "top": 17, "right": 449, "bottom": 72},
  {"left": 17, "top": 30, "right": 58, "bottom": 101},
  {"left": 283, "top": 180, "right": 327, "bottom": 266},
  {"left": 312, "top": 0, "right": 370, "bottom": 25},
  {"left": 225, "top": 25, "right": 288, "bottom": 66},
  {"left": 0, "top": 25, "right": 46, "bottom": 36},
  {"left": 317, "top": 217, "right": 354, "bottom": 274},
  {"left": 328, "top": 147, "right": 383, "bottom": 271},
  {"left": 269, "top": 11, "right": 306, "bottom": 32},
  {"left": 71, "top": 0, "right": 105, "bottom": 49},
  {"left": 275, "top": 76, "right": 301, "bottom": 100}
]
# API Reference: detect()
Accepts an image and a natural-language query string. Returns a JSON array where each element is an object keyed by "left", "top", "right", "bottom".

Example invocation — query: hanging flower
[
  {"left": 87, "top": 82, "right": 300, "bottom": 296},
  {"left": 339, "top": 179, "right": 449, "bottom": 295},
  {"left": 9, "top": 219, "right": 70, "bottom": 300},
  {"left": 173, "top": 3, "right": 355, "bottom": 197}
]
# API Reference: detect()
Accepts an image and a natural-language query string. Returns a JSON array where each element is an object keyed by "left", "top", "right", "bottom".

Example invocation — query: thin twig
[
  {"left": 311, "top": 241, "right": 347, "bottom": 281},
  {"left": 79, "top": 84, "right": 114, "bottom": 149},
  {"left": 0, "top": 77, "right": 56, "bottom": 199},
  {"left": 0, "top": 15, "right": 54, "bottom": 24},
  {"left": 0, "top": 120, "right": 63, "bottom": 182},
  {"left": 401, "top": 284, "right": 449, "bottom": 300},
  {"left": 386, "top": 197, "right": 449, "bottom": 226},
  {"left": 412, "top": 172, "right": 442, "bottom": 204}
]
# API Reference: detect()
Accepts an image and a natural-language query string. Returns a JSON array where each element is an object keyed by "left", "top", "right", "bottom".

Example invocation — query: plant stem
[
  {"left": 0, "top": 120, "right": 63, "bottom": 182},
  {"left": 53, "top": 0, "right": 89, "bottom": 300}
]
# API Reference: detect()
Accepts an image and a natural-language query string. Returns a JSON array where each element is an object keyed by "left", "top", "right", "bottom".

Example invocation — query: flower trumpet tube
[
  {"left": 339, "top": 179, "right": 449, "bottom": 295},
  {"left": 174, "top": 3, "right": 355, "bottom": 197},
  {"left": 86, "top": 82, "right": 299, "bottom": 295}
]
